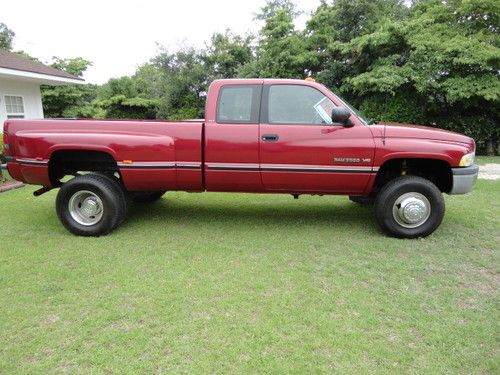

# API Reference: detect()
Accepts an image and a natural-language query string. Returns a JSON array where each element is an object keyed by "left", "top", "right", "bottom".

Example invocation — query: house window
[{"left": 5, "top": 96, "right": 25, "bottom": 119}]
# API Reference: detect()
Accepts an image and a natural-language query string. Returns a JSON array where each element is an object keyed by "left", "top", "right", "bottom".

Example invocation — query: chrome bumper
[
  {"left": 449, "top": 165, "right": 479, "bottom": 194},
  {"left": 0, "top": 163, "right": 7, "bottom": 170}
]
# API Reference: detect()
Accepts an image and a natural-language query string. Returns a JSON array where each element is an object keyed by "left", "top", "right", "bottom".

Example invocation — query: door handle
[{"left": 262, "top": 134, "right": 279, "bottom": 142}]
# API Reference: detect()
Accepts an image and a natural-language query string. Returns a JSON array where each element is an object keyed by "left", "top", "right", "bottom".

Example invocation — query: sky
[{"left": 2, "top": 0, "right": 321, "bottom": 84}]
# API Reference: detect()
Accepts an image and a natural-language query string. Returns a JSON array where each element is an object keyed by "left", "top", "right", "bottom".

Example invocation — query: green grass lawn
[{"left": 0, "top": 181, "right": 499, "bottom": 374}]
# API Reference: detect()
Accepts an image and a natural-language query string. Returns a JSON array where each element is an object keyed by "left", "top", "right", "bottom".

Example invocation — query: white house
[{"left": 0, "top": 49, "right": 84, "bottom": 124}]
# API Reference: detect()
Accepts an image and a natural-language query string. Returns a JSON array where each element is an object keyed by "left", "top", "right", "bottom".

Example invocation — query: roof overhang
[{"left": 0, "top": 67, "right": 85, "bottom": 85}]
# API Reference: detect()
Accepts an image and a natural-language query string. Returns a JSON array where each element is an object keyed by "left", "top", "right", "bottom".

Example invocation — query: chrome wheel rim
[
  {"left": 68, "top": 190, "right": 104, "bottom": 226},
  {"left": 392, "top": 192, "right": 431, "bottom": 228}
]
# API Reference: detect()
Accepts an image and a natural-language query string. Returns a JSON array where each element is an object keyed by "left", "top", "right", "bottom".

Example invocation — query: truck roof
[{"left": 212, "top": 78, "right": 320, "bottom": 85}]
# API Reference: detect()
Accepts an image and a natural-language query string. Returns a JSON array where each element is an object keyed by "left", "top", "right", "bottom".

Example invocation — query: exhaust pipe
[{"left": 33, "top": 187, "right": 52, "bottom": 197}]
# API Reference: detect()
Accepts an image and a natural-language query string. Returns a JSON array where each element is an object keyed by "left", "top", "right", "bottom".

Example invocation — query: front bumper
[{"left": 449, "top": 165, "right": 479, "bottom": 194}]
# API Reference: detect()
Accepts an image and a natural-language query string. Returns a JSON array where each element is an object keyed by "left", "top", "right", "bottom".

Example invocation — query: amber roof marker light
[{"left": 304, "top": 77, "right": 316, "bottom": 82}]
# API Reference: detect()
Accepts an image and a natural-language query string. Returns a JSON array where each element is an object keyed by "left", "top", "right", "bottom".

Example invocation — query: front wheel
[{"left": 374, "top": 176, "right": 445, "bottom": 238}]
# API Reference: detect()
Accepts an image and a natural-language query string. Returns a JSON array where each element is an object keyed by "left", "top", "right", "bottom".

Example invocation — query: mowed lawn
[{"left": 0, "top": 178, "right": 499, "bottom": 374}]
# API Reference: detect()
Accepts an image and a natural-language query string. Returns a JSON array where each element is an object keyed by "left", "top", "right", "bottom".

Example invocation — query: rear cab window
[{"left": 216, "top": 85, "right": 261, "bottom": 124}]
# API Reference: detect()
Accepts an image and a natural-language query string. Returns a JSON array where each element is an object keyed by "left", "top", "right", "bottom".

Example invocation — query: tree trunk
[{"left": 486, "top": 139, "right": 494, "bottom": 156}]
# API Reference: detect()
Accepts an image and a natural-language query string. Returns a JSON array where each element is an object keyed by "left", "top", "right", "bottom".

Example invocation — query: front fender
[{"left": 374, "top": 138, "right": 471, "bottom": 168}]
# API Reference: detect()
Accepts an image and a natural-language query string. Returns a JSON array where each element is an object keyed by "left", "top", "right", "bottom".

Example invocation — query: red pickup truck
[{"left": 2, "top": 78, "right": 478, "bottom": 238}]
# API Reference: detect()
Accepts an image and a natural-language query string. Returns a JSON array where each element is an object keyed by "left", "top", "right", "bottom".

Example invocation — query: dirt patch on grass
[
  {"left": 108, "top": 319, "right": 147, "bottom": 332},
  {"left": 40, "top": 314, "right": 60, "bottom": 326},
  {"left": 458, "top": 264, "right": 500, "bottom": 296},
  {"left": 479, "top": 164, "right": 500, "bottom": 180}
]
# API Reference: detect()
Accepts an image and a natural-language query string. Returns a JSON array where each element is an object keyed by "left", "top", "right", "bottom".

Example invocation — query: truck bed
[{"left": 4, "top": 118, "right": 204, "bottom": 191}]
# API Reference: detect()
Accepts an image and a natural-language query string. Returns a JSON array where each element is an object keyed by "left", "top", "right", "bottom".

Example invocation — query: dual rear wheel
[{"left": 56, "top": 173, "right": 165, "bottom": 236}]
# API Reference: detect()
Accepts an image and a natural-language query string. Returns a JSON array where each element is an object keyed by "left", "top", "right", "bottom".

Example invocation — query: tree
[
  {"left": 240, "top": 0, "right": 309, "bottom": 78},
  {"left": 132, "top": 63, "right": 165, "bottom": 99},
  {"left": 341, "top": 0, "right": 500, "bottom": 153},
  {"left": 0, "top": 22, "right": 15, "bottom": 50},
  {"left": 95, "top": 73, "right": 160, "bottom": 119},
  {"left": 203, "top": 31, "right": 253, "bottom": 79},
  {"left": 153, "top": 47, "right": 208, "bottom": 119},
  {"left": 49, "top": 57, "right": 91, "bottom": 77},
  {"left": 305, "top": 0, "right": 408, "bottom": 91},
  {"left": 41, "top": 57, "right": 98, "bottom": 118}
]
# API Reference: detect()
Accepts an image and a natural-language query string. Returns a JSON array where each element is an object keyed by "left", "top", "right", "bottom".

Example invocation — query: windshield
[{"left": 321, "top": 85, "right": 373, "bottom": 125}]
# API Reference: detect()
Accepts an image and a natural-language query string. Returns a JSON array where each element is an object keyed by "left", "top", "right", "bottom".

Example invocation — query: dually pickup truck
[{"left": 2, "top": 78, "right": 479, "bottom": 238}]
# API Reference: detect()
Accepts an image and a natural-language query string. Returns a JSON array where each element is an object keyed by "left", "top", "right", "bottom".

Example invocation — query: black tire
[
  {"left": 349, "top": 195, "right": 374, "bottom": 206},
  {"left": 56, "top": 174, "right": 127, "bottom": 236},
  {"left": 130, "top": 191, "right": 166, "bottom": 203},
  {"left": 374, "top": 176, "right": 445, "bottom": 238},
  {"left": 92, "top": 172, "right": 128, "bottom": 226},
  {"left": 93, "top": 171, "right": 122, "bottom": 184}
]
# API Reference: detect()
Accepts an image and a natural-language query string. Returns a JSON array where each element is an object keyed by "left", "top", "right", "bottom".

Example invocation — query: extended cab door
[
  {"left": 259, "top": 83, "right": 376, "bottom": 194},
  {"left": 204, "top": 80, "right": 264, "bottom": 192}
]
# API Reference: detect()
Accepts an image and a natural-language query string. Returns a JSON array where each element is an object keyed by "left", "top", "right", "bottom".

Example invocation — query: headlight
[{"left": 459, "top": 151, "right": 475, "bottom": 167}]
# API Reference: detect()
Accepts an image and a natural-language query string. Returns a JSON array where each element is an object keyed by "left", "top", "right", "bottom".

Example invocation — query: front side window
[
  {"left": 217, "top": 85, "right": 261, "bottom": 124},
  {"left": 268, "top": 85, "right": 336, "bottom": 125},
  {"left": 5, "top": 95, "right": 25, "bottom": 119}
]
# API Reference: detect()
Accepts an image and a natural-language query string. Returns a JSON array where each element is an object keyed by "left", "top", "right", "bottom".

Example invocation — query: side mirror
[{"left": 331, "top": 107, "right": 352, "bottom": 126}]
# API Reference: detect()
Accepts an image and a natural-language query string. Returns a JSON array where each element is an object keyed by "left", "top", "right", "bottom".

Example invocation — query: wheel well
[
  {"left": 49, "top": 150, "right": 119, "bottom": 186},
  {"left": 373, "top": 158, "right": 453, "bottom": 194}
]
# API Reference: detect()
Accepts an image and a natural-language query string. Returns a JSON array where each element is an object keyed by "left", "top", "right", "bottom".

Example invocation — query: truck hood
[{"left": 373, "top": 122, "right": 474, "bottom": 146}]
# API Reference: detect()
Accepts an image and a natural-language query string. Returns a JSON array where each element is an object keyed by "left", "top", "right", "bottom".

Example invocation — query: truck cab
[{"left": 204, "top": 79, "right": 375, "bottom": 194}]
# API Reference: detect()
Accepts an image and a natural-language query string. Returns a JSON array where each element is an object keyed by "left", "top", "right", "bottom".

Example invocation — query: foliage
[
  {"left": 241, "top": 0, "right": 310, "bottom": 78},
  {"left": 95, "top": 95, "right": 159, "bottom": 119},
  {"left": 334, "top": 0, "right": 500, "bottom": 152},
  {"left": 204, "top": 31, "right": 253, "bottom": 79},
  {"left": 302, "top": 0, "right": 500, "bottom": 154},
  {"left": 153, "top": 47, "right": 208, "bottom": 119},
  {"left": 305, "top": 0, "right": 408, "bottom": 90},
  {"left": 359, "top": 91, "right": 428, "bottom": 124},
  {"left": 5, "top": 1, "right": 500, "bottom": 153},
  {"left": 0, "top": 23, "right": 40, "bottom": 60},
  {"left": 0, "top": 22, "right": 14, "bottom": 50},
  {"left": 93, "top": 74, "right": 158, "bottom": 119},
  {"left": 41, "top": 57, "right": 99, "bottom": 118},
  {"left": 41, "top": 84, "right": 98, "bottom": 118},
  {"left": 49, "top": 57, "right": 92, "bottom": 77}
]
